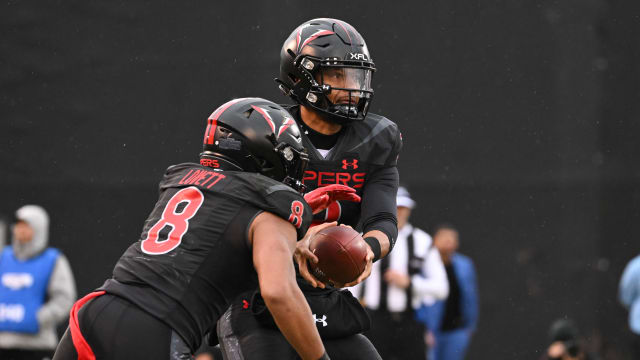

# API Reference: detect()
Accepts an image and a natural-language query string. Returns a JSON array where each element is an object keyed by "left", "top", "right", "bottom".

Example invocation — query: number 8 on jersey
[{"left": 141, "top": 187, "right": 205, "bottom": 255}]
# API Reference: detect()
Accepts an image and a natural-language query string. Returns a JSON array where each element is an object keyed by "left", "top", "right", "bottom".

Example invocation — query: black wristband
[
  {"left": 317, "top": 351, "right": 330, "bottom": 360},
  {"left": 364, "top": 236, "right": 382, "bottom": 262}
]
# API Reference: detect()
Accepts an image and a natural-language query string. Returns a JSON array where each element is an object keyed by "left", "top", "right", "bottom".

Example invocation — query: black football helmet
[
  {"left": 200, "top": 98, "right": 309, "bottom": 193},
  {"left": 276, "top": 18, "right": 376, "bottom": 125}
]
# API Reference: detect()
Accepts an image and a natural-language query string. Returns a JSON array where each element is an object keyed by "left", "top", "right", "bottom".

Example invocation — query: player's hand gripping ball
[{"left": 308, "top": 225, "right": 368, "bottom": 286}]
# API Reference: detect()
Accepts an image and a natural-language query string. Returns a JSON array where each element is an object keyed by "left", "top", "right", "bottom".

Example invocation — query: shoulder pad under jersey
[{"left": 346, "top": 112, "right": 403, "bottom": 167}]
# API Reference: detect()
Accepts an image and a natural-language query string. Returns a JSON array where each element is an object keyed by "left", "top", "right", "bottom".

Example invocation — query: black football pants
[
  {"left": 217, "top": 302, "right": 381, "bottom": 360},
  {"left": 52, "top": 294, "right": 191, "bottom": 360},
  {"left": 364, "top": 309, "right": 427, "bottom": 360}
]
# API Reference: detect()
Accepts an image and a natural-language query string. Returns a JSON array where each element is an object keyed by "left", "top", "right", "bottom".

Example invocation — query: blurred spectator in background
[
  {"left": 539, "top": 318, "right": 600, "bottom": 360},
  {"left": 416, "top": 223, "right": 478, "bottom": 360},
  {"left": 350, "top": 187, "right": 449, "bottom": 360},
  {"left": 0, "top": 205, "right": 76, "bottom": 360},
  {"left": 619, "top": 254, "right": 640, "bottom": 358},
  {"left": 0, "top": 215, "right": 8, "bottom": 249}
]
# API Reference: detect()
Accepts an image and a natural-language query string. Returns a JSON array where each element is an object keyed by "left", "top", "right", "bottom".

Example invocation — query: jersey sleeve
[
  {"left": 263, "top": 189, "right": 312, "bottom": 240},
  {"left": 366, "top": 117, "right": 402, "bottom": 246},
  {"left": 359, "top": 165, "right": 400, "bottom": 251},
  {"left": 235, "top": 173, "right": 313, "bottom": 240}
]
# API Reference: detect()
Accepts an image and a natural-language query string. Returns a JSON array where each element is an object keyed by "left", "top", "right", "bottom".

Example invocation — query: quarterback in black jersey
[
  {"left": 219, "top": 19, "right": 402, "bottom": 360},
  {"left": 52, "top": 98, "right": 354, "bottom": 360}
]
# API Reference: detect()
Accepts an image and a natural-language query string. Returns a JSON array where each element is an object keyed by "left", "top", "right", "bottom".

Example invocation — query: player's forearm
[
  {"left": 363, "top": 229, "right": 390, "bottom": 258},
  {"left": 252, "top": 213, "right": 324, "bottom": 359},
  {"left": 360, "top": 165, "right": 399, "bottom": 254},
  {"left": 262, "top": 282, "right": 326, "bottom": 360}
]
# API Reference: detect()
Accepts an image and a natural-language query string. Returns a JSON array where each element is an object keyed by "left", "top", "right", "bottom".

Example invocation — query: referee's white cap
[{"left": 396, "top": 186, "right": 415, "bottom": 209}]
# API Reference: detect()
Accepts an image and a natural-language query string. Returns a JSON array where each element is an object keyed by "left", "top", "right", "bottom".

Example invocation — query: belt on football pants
[{"left": 69, "top": 290, "right": 106, "bottom": 360}]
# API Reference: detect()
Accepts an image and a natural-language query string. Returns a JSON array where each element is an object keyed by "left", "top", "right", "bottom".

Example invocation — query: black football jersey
[
  {"left": 283, "top": 105, "right": 402, "bottom": 229},
  {"left": 99, "top": 163, "right": 312, "bottom": 351},
  {"left": 281, "top": 105, "right": 402, "bottom": 296}
]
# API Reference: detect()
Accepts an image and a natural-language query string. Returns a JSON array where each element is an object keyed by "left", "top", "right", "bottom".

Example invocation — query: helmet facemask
[
  {"left": 274, "top": 142, "right": 309, "bottom": 193},
  {"left": 318, "top": 62, "right": 373, "bottom": 120}
]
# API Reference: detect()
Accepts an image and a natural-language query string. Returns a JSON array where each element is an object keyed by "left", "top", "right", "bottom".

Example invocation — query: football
[{"left": 308, "top": 225, "right": 368, "bottom": 286}]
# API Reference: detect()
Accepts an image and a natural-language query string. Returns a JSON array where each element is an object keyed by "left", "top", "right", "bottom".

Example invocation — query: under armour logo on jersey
[
  {"left": 342, "top": 159, "right": 359, "bottom": 170},
  {"left": 313, "top": 314, "right": 328, "bottom": 327},
  {"left": 242, "top": 299, "right": 250, "bottom": 309}
]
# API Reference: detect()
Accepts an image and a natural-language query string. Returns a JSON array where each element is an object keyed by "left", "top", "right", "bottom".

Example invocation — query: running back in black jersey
[
  {"left": 284, "top": 105, "right": 402, "bottom": 229},
  {"left": 99, "top": 163, "right": 312, "bottom": 351}
]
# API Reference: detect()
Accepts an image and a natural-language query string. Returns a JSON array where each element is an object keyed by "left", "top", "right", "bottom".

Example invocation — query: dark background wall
[{"left": 2, "top": 1, "right": 639, "bottom": 358}]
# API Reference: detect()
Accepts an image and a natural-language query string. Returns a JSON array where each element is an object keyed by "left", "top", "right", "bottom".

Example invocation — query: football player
[
  {"left": 219, "top": 19, "right": 402, "bottom": 359},
  {"left": 52, "top": 98, "right": 356, "bottom": 360}
]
